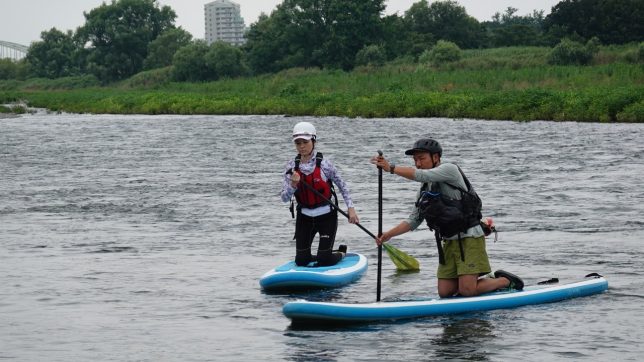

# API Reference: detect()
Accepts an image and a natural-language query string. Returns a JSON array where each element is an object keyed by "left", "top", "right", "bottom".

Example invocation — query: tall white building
[{"left": 204, "top": 0, "right": 246, "bottom": 46}]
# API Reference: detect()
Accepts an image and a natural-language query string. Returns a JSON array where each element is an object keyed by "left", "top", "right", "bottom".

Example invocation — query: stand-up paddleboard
[
  {"left": 283, "top": 274, "right": 608, "bottom": 323},
  {"left": 260, "top": 253, "right": 368, "bottom": 291}
]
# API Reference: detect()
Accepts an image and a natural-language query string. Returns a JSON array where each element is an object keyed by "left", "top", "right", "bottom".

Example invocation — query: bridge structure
[{"left": 0, "top": 41, "right": 29, "bottom": 61}]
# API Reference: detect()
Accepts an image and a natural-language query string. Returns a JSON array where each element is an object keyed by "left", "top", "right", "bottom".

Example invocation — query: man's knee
[
  {"left": 458, "top": 286, "right": 478, "bottom": 297},
  {"left": 438, "top": 281, "right": 458, "bottom": 298}
]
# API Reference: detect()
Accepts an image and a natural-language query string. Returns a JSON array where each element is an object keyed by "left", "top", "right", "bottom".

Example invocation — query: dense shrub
[
  {"left": 355, "top": 45, "right": 387, "bottom": 67},
  {"left": 586, "top": 37, "right": 602, "bottom": 54},
  {"left": 171, "top": 42, "right": 212, "bottom": 82},
  {"left": 419, "top": 40, "right": 462, "bottom": 65},
  {"left": 617, "top": 100, "right": 644, "bottom": 122},
  {"left": 120, "top": 67, "right": 173, "bottom": 88},
  {"left": 0, "top": 59, "right": 17, "bottom": 80},
  {"left": 622, "top": 42, "right": 644, "bottom": 64},
  {"left": 172, "top": 41, "right": 247, "bottom": 82},
  {"left": 548, "top": 38, "right": 594, "bottom": 65},
  {"left": 0, "top": 59, "right": 30, "bottom": 80},
  {"left": 204, "top": 41, "right": 247, "bottom": 79}
]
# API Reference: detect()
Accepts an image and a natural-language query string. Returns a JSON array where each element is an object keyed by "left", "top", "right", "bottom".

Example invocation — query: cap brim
[
  {"left": 404, "top": 148, "right": 426, "bottom": 155},
  {"left": 293, "top": 134, "right": 313, "bottom": 140}
]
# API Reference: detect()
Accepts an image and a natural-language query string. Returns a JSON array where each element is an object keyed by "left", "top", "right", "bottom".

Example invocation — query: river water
[{"left": 1, "top": 113, "right": 643, "bottom": 361}]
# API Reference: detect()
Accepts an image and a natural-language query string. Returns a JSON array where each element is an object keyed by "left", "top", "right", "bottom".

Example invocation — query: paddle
[
  {"left": 382, "top": 243, "right": 420, "bottom": 271},
  {"left": 377, "top": 150, "right": 383, "bottom": 302},
  {"left": 376, "top": 151, "right": 420, "bottom": 275}
]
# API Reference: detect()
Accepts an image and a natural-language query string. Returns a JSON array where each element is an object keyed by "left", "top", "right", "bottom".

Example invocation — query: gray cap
[{"left": 404, "top": 138, "right": 442, "bottom": 156}]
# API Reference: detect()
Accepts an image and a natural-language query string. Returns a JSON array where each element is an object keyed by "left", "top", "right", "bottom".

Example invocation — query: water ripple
[{"left": 0, "top": 114, "right": 643, "bottom": 360}]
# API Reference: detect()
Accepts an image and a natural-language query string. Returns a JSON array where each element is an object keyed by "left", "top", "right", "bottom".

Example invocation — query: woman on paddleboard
[
  {"left": 281, "top": 122, "right": 359, "bottom": 267},
  {"left": 371, "top": 138, "right": 524, "bottom": 298}
]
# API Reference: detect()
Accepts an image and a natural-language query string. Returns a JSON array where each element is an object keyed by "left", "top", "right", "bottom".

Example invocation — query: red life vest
[{"left": 293, "top": 153, "right": 334, "bottom": 209}]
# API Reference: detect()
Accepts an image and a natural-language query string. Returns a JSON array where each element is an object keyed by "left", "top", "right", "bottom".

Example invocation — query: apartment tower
[{"left": 204, "top": 0, "right": 246, "bottom": 46}]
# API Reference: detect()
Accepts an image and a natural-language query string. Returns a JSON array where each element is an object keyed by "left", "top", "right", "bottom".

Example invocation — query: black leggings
[{"left": 294, "top": 210, "right": 340, "bottom": 267}]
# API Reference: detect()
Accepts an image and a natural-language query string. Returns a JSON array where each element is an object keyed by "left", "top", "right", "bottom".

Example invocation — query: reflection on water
[
  {"left": 432, "top": 317, "right": 495, "bottom": 361},
  {"left": 1, "top": 113, "right": 643, "bottom": 361}
]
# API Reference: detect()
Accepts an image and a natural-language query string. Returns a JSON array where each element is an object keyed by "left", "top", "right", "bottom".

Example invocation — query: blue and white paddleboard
[
  {"left": 283, "top": 274, "right": 608, "bottom": 323},
  {"left": 260, "top": 253, "right": 368, "bottom": 291}
]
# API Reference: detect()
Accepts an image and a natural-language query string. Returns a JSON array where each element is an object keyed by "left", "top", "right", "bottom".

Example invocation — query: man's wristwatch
[{"left": 389, "top": 163, "right": 396, "bottom": 174}]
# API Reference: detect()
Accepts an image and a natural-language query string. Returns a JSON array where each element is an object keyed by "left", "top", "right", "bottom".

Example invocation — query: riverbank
[{"left": 1, "top": 46, "right": 642, "bottom": 122}]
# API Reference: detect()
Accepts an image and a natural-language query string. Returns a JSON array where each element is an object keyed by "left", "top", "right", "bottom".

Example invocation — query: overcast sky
[{"left": 1, "top": 0, "right": 561, "bottom": 46}]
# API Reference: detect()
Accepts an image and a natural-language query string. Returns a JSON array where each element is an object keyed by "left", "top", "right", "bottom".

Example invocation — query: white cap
[{"left": 292, "top": 122, "right": 316, "bottom": 141}]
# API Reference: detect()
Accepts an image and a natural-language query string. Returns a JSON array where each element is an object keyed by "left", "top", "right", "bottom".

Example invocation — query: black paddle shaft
[
  {"left": 377, "top": 150, "right": 383, "bottom": 302},
  {"left": 297, "top": 180, "right": 377, "bottom": 240}
]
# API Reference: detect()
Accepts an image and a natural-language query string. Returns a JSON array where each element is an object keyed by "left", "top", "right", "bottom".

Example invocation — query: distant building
[{"left": 204, "top": 0, "right": 246, "bottom": 46}]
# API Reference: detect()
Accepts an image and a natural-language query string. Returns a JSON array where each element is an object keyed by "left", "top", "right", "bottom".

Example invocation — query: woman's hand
[
  {"left": 290, "top": 172, "right": 300, "bottom": 188},
  {"left": 347, "top": 207, "right": 359, "bottom": 224}
]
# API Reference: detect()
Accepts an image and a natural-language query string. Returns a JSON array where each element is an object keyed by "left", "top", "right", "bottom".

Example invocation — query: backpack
[{"left": 416, "top": 165, "right": 482, "bottom": 238}]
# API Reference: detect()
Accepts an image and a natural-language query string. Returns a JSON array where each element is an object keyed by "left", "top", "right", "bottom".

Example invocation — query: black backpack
[{"left": 416, "top": 165, "right": 482, "bottom": 238}]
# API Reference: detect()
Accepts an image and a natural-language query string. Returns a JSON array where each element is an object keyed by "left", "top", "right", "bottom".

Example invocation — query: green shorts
[{"left": 436, "top": 236, "right": 491, "bottom": 279}]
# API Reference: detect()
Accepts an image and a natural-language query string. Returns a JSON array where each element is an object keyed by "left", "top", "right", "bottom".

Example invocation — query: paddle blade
[{"left": 383, "top": 243, "right": 420, "bottom": 271}]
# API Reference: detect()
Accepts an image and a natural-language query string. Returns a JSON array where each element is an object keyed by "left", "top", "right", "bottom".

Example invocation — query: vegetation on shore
[
  {"left": 1, "top": 45, "right": 642, "bottom": 122},
  {"left": 1, "top": 1, "right": 642, "bottom": 122}
]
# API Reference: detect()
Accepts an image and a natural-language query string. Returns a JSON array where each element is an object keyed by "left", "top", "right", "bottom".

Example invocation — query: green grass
[{"left": 1, "top": 45, "right": 642, "bottom": 122}]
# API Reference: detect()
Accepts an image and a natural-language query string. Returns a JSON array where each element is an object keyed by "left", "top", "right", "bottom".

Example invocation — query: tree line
[{"left": 1, "top": 0, "right": 642, "bottom": 83}]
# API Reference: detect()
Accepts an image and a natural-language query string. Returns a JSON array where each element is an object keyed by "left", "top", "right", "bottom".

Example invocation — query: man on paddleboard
[
  {"left": 371, "top": 138, "right": 523, "bottom": 298},
  {"left": 281, "top": 122, "right": 359, "bottom": 267}
]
